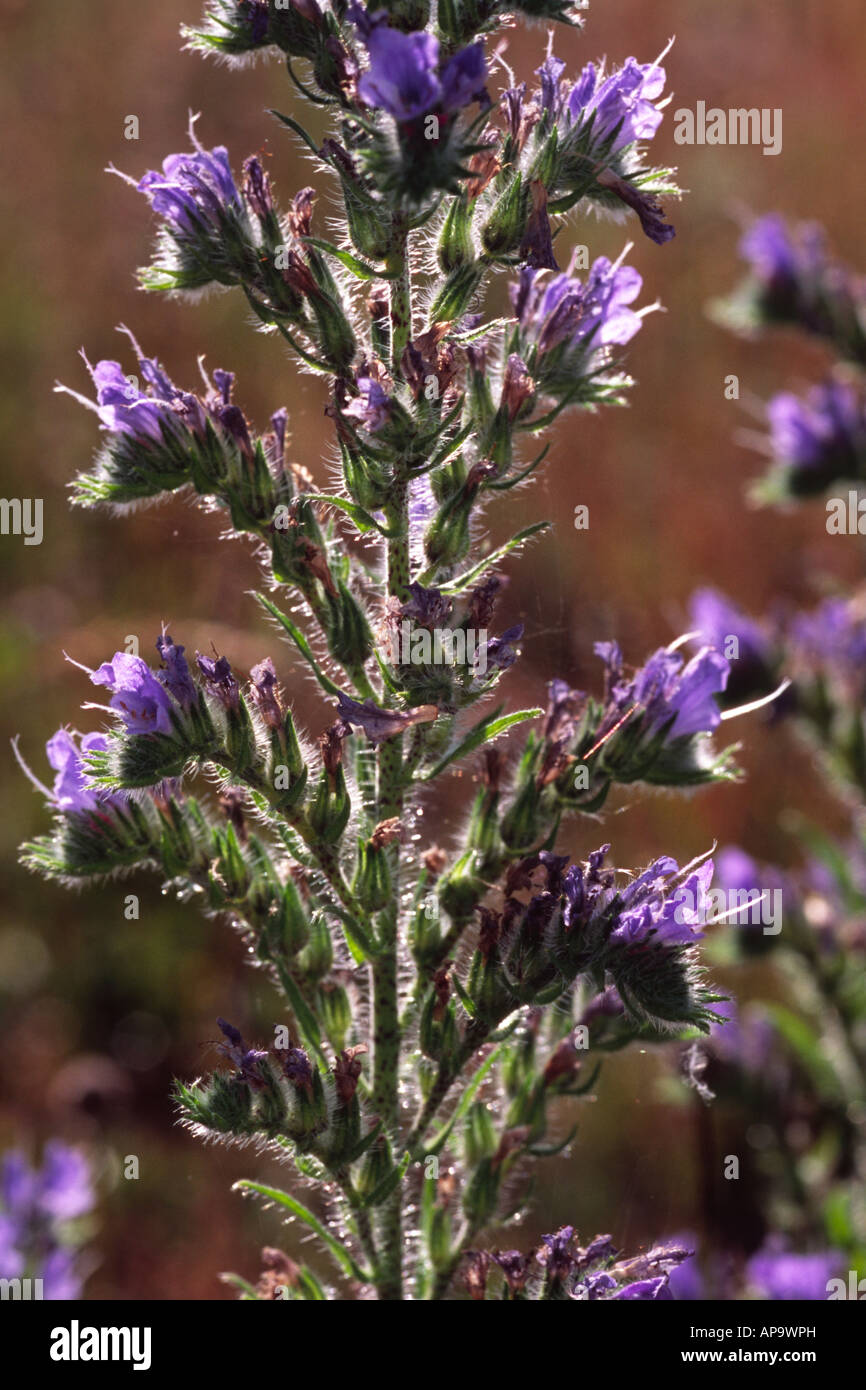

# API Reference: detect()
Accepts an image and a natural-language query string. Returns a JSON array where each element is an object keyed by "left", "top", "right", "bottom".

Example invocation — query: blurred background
[{"left": 1, "top": 0, "right": 865, "bottom": 1297}]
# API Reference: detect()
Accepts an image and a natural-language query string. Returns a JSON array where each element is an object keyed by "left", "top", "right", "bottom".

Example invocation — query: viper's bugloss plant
[{"left": 18, "top": 1, "right": 783, "bottom": 1302}]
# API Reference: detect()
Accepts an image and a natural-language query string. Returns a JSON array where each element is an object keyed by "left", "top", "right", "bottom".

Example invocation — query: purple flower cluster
[
  {"left": 788, "top": 595, "right": 866, "bottom": 687},
  {"left": 551, "top": 50, "right": 670, "bottom": 153},
  {"left": 765, "top": 379, "right": 865, "bottom": 489},
  {"left": 596, "top": 639, "right": 730, "bottom": 740},
  {"left": 131, "top": 132, "right": 241, "bottom": 236},
  {"left": 58, "top": 327, "right": 271, "bottom": 460},
  {"left": 357, "top": 23, "right": 487, "bottom": 121},
  {"left": 608, "top": 855, "right": 714, "bottom": 946},
  {"left": 512, "top": 253, "right": 645, "bottom": 357},
  {"left": 0, "top": 1143, "right": 95, "bottom": 1299}
]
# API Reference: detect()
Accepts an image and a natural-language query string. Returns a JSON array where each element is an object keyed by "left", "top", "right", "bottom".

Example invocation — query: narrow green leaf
[
  {"left": 437, "top": 521, "right": 551, "bottom": 593},
  {"left": 302, "top": 494, "right": 399, "bottom": 537},
  {"left": 268, "top": 108, "right": 321, "bottom": 156},
  {"left": 256, "top": 593, "right": 342, "bottom": 696},
  {"left": 422, "top": 707, "right": 541, "bottom": 780},
  {"left": 233, "top": 1181, "right": 368, "bottom": 1282},
  {"left": 301, "top": 237, "right": 398, "bottom": 281}
]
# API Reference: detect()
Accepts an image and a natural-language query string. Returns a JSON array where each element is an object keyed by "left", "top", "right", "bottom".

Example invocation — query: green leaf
[
  {"left": 219, "top": 1272, "right": 262, "bottom": 1300},
  {"left": 449, "top": 316, "right": 514, "bottom": 345},
  {"left": 302, "top": 494, "right": 399, "bottom": 538},
  {"left": 268, "top": 108, "right": 321, "bottom": 156},
  {"left": 301, "top": 237, "right": 398, "bottom": 282},
  {"left": 421, "top": 707, "right": 541, "bottom": 780},
  {"left": 437, "top": 522, "right": 550, "bottom": 593},
  {"left": 765, "top": 1004, "right": 844, "bottom": 1102},
  {"left": 256, "top": 593, "right": 342, "bottom": 696},
  {"left": 424, "top": 1042, "right": 508, "bottom": 1156},
  {"left": 233, "top": 1180, "right": 368, "bottom": 1282}
]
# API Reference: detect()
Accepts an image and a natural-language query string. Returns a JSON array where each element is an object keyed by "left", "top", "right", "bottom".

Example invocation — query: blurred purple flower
[
  {"left": 748, "top": 1245, "right": 841, "bottom": 1300},
  {"left": 766, "top": 380, "right": 864, "bottom": 483},
  {"left": 689, "top": 589, "right": 771, "bottom": 667}
]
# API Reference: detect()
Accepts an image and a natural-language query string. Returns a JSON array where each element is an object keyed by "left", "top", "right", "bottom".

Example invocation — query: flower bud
[{"left": 438, "top": 194, "right": 475, "bottom": 273}]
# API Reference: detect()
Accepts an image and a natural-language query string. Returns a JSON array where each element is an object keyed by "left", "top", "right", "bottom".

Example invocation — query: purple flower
[
  {"left": 688, "top": 588, "right": 770, "bottom": 667},
  {"left": 747, "top": 1245, "right": 841, "bottom": 1300},
  {"left": 132, "top": 131, "right": 241, "bottom": 236},
  {"left": 475, "top": 624, "right": 524, "bottom": 676},
  {"left": 344, "top": 377, "right": 392, "bottom": 433},
  {"left": 766, "top": 380, "right": 864, "bottom": 484},
  {"left": 439, "top": 43, "right": 488, "bottom": 113},
  {"left": 335, "top": 692, "right": 438, "bottom": 744},
  {"left": 156, "top": 631, "right": 198, "bottom": 710},
  {"left": 14, "top": 728, "right": 123, "bottom": 816},
  {"left": 596, "top": 171, "right": 676, "bottom": 245},
  {"left": 358, "top": 26, "right": 485, "bottom": 120},
  {"left": 38, "top": 1143, "right": 94, "bottom": 1223},
  {"left": 740, "top": 214, "right": 826, "bottom": 290},
  {"left": 538, "top": 1225, "right": 576, "bottom": 1280},
  {"left": 196, "top": 652, "right": 240, "bottom": 712},
  {"left": 88, "top": 652, "right": 176, "bottom": 735},
  {"left": 216, "top": 1018, "right": 269, "bottom": 1089},
  {"left": 401, "top": 583, "right": 453, "bottom": 629},
  {"left": 47, "top": 730, "right": 113, "bottom": 813},
  {"left": 611, "top": 858, "right": 714, "bottom": 946},
  {"left": 563, "top": 51, "right": 669, "bottom": 152},
  {"left": 512, "top": 253, "right": 644, "bottom": 360},
  {"left": 597, "top": 640, "right": 730, "bottom": 740},
  {"left": 614, "top": 1276, "right": 671, "bottom": 1300}
]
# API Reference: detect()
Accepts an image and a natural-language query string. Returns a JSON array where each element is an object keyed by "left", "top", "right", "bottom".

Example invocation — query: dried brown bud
[
  {"left": 369, "top": 817, "right": 403, "bottom": 850},
  {"left": 219, "top": 787, "right": 248, "bottom": 843},
  {"left": 431, "top": 965, "right": 451, "bottom": 1021},
  {"left": 480, "top": 745, "right": 504, "bottom": 793},
  {"left": 333, "top": 1043, "right": 367, "bottom": 1104},
  {"left": 423, "top": 845, "right": 448, "bottom": 876},
  {"left": 299, "top": 537, "right": 337, "bottom": 596},
  {"left": 320, "top": 719, "right": 351, "bottom": 781},
  {"left": 288, "top": 186, "right": 316, "bottom": 240},
  {"left": 466, "top": 140, "right": 502, "bottom": 201},
  {"left": 464, "top": 1250, "right": 491, "bottom": 1301},
  {"left": 256, "top": 1246, "right": 302, "bottom": 1299},
  {"left": 543, "top": 1036, "right": 582, "bottom": 1088},
  {"left": 477, "top": 905, "right": 501, "bottom": 959}
]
